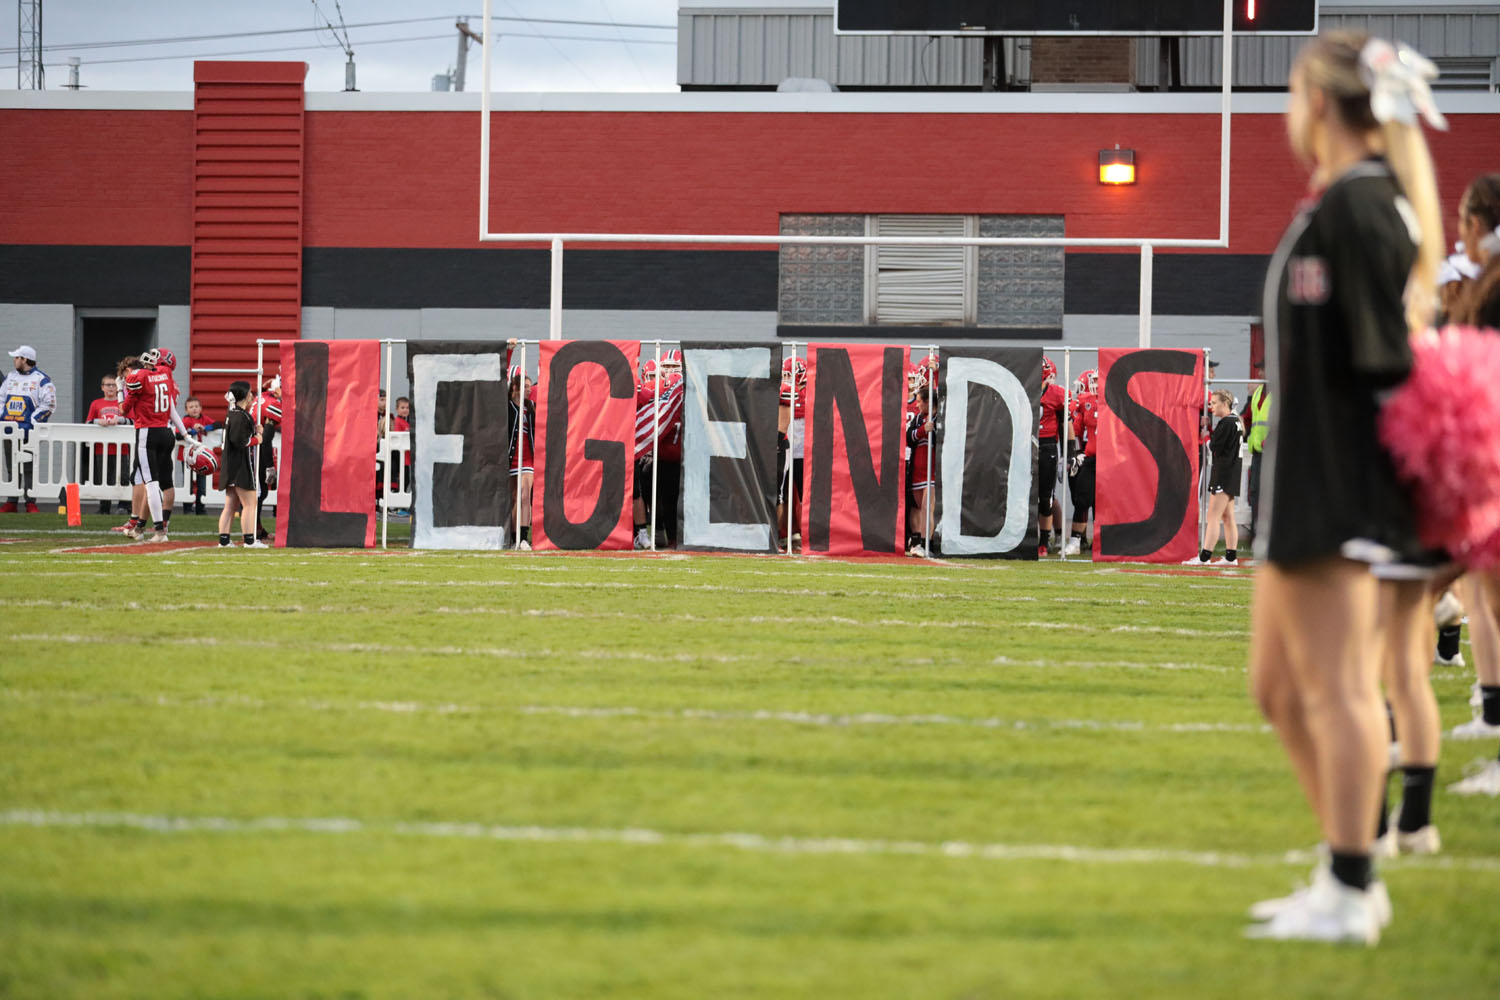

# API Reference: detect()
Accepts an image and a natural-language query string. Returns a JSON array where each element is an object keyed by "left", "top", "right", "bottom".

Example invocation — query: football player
[
  {"left": 777, "top": 354, "right": 807, "bottom": 551},
  {"left": 251, "top": 375, "right": 285, "bottom": 537},
  {"left": 1037, "top": 356, "right": 1066, "bottom": 556},
  {"left": 633, "top": 353, "right": 685, "bottom": 549},
  {"left": 119, "top": 347, "right": 188, "bottom": 541},
  {"left": 1063, "top": 369, "right": 1099, "bottom": 557},
  {"left": 905, "top": 364, "right": 937, "bottom": 557},
  {"left": 1, "top": 345, "right": 56, "bottom": 512},
  {"left": 508, "top": 365, "right": 536, "bottom": 550}
]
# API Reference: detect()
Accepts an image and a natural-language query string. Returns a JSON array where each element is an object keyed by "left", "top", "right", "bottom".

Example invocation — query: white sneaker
[
  {"left": 1449, "top": 759, "right": 1500, "bottom": 796},
  {"left": 1063, "top": 538, "right": 1082, "bottom": 557},
  {"left": 1181, "top": 555, "right": 1209, "bottom": 565},
  {"left": 633, "top": 528, "right": 651, "bottom": 550},
  {"left": 140, "top": 531, "right": 167, "bottom": 544},
  {"left": 1449, "top": 717, "right": 1500, "bottom": 741},
  {"left": 1435, "top": 650, "right": 1467, "bottom": 668},
  {"left": 1373, "top": 828, "right": 1398, "bottom": 861},
  {"left": 907, "top": 542, "right": 926, "bottom": 558},
  {"left": 243, "top": 539, "right": 269, "bottom": 549},
  {"left": 1393, "top": 824, "right": 1441, "bottom": 855},
  {"left": 1247, "top": 860, "right": 1391, "bottom": 929},
  {"left": 1245, "top": 870, "right": 1386, "bottom": 945},
  {"left": 517, "top": 539, "right": 531, "bottom": 551}
]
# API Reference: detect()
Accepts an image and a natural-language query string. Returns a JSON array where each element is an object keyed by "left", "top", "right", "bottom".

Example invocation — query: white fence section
[
  {"left": 0, "top": 423, "right": 28, "bottom": 500},
  {"left": 379, "top": 431, "right": 412, "bottom": 512}
]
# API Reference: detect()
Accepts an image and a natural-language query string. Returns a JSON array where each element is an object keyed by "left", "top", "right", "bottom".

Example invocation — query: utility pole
[
  {"left": 17, "top": 0, "right": 43, "bottom": 90},
  {"left": 452, "top": 17, "right": 484, "bottom": 92}
]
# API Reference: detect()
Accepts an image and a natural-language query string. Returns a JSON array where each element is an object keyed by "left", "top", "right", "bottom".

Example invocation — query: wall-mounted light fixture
[{"left": 1098, "top": 146, "right": 1136, "bottom": 185}]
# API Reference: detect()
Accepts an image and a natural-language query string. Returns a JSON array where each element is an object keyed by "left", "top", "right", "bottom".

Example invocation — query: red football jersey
[
  {"left": 1039, "top": 382, "right": 1066, "bottom": 439},
  {"left": 121, "top": 368, "right": 179, "bottom": 428},
  {"left": 906, "top": 402, "right": 934, "bottom": 486},
  {"left": 1070, "top": 393, "right": 1100, "bottom": 458}
]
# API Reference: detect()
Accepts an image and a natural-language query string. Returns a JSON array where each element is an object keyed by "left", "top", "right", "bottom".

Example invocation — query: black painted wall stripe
[{"left": 0, "top": 245, "right": 1271, "bottom": 317}]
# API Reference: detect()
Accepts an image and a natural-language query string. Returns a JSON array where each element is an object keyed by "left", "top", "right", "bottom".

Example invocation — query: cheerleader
[
  {"left": 1186, "top": 389, "right": 1242, "bottom": 565},
  {"left": 1446, "top": 172, "right": 1500, "bottom": 795},
  {"left": 218, "top": 381, "right": 266, "bottom": 549},
  {"left": 1245, "top": 33, "right": 1446, "bottom": 944}
]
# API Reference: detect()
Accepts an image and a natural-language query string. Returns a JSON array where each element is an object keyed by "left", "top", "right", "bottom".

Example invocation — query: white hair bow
[
  {"left": 1481, "top": 226, "right": 1500, "bottom": 258},
  {"left": 1359, "top": 39, "right": 1447, "bottom": 131}
]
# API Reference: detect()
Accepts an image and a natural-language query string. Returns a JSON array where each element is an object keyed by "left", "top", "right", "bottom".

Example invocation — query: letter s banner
[
  {"left": 533, "top": 340, "right": 640, "bottom": 551},
  {"left": 1094, "top": 348, "right": 1204, "bottom": 563}
]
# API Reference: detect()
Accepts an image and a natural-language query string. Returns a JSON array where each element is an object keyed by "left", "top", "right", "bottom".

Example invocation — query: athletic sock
[
  {"left": 1437, "top": 624, "right": 1462, "bottom": 660},
  {"left": 1225, "top": 548, "right": 1236, "bottom": 562},
  {"left": 153, "top": 521, "right": 165, "bottom": 532},
  {"left": 218, "top": 533, "right": 230, "bottom": 547},
  {"left": 1199, "top": 548, "right": 1211, "bottom": 562},
  {"left": 1482, "top": 686, "right": 1500, "bottom": 726},
  {"left": 519, "top": 526, "right": 530, "bottom": 543},
  {"left": 162, "top": 510, "right": 171, "bottom": 528},
  {"left": 1397, "top": 766, "right": 1436, "bottom": 831},
  {"left": 243, "top": 533, "right": 254, "bottom": 546},
  {"left": 1329, "top": 851, "right": 1373, "bottom": 891}
]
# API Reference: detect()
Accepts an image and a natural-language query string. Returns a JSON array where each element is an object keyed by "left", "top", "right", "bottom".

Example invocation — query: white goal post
[{"left": 477, "top": 0, "right": 1238, "bottom": 348}]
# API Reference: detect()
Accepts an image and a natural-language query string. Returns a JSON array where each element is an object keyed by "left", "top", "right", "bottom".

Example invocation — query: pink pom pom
[{"left": 1380, "top": 326, "right": 1500, "bottom": 565}]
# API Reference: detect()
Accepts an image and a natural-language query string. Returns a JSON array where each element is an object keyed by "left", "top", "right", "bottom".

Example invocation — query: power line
[
  {"left": 0, "top": 14, "right": 675, "bottom": 57},
  {"left": 0, "top": 31, "right": 674, "bottom": 72}
]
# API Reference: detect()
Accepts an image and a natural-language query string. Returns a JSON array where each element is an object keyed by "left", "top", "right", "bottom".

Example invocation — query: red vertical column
[{"left": 191, "top": 61, "right": 306, "bottom": 418}]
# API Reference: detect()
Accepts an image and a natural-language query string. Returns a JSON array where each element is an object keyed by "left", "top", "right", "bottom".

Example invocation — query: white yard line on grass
[
  {"left": 3, "top": 808, "right": 1496, "bottom": 873},
  {"left": 5, "top": 631, "right": 1233, "bottom": 672},
  {"left": 3, "top": 598, "right": 1248, "bottom": 638},
  {"left": 0, "top": 688, "right": 1268, "bottom": 734}
]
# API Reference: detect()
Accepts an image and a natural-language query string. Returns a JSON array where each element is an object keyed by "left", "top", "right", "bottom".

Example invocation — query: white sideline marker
[{"left": 4, "top": 809, "right": 1497, "bottom": 874}]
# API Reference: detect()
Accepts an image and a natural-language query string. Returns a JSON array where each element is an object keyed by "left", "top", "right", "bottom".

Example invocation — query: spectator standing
[
  {"left": 180, "top": 396, "right": 215, "bottom": 515},
  {"left": 1242, "top": 383, "right": 1271, "bottom": 540},
  {"left": 1, "top": 345, "right": 56, "bottom": 512},
  {"left": 85, "top": 373, "right": 129, "bottom": 515}
]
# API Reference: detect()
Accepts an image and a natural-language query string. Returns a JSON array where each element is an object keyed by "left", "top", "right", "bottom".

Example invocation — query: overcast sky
[{"left": 9, "top": 1, "right": 681, "bottom": 92}]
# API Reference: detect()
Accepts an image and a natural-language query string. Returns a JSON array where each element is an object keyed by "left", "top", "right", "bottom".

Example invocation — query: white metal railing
[{"left": 379, "top": 431, "right": 412, "bottom": 513}]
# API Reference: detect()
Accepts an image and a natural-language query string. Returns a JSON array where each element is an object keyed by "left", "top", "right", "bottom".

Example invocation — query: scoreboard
[{"left": 834, "top": 0, "right": 1318, "bottom": 35}]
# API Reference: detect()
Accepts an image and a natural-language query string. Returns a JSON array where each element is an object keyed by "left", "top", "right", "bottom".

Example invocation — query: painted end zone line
[{"left": 4, "top": 809, "right": 1496, "bottom": 874}]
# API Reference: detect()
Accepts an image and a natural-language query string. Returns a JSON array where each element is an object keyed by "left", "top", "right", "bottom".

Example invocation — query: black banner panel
[
  {"left": 835, "top": 0, "right": 1316, "bottom": 34},
  {"left": 677, "top": 343, "right": 784, "bottom": 553},
  {"left": 936, "top": 348, "right": 1043, "bottom": 558}
]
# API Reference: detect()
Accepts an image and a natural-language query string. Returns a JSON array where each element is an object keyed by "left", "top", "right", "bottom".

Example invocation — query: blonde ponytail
[{"left": 1381, "top": 119, "right": 1444, "bottom": 331}]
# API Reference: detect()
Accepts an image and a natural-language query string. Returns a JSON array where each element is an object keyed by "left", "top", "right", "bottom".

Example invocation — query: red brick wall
[{"left": 1030, "top": 38, "right": 1135, "bottom": 86}]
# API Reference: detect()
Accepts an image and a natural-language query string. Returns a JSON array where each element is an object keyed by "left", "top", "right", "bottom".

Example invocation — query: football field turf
[{"left": 2, "top": 514, "right": 1497, "bottom": 998}]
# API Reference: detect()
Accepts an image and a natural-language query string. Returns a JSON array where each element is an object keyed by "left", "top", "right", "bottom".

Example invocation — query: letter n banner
[
  {"left": 406, "top": 341, "right": 511, "bottom": 550},
  {"left": 1094, "top": 348, "right": 1204, "bottom": 563},
  {"left": 802, "top": 344, "right": 905, "bottom": 556},
  {"left": 534, "top": 340, "right": 640, "bottom": 551},
  {"left": 937, "top": 348, "right": 1042, "bottom": 558},
  {"left": 275, "top": 339, "right": 380, "bottom": 548}
]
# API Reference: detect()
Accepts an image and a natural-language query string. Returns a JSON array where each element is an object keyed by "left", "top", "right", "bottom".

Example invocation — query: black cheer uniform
[
  {"left": 1208, "top": 414, "right": 1243, "bottom": 497},
  {"left": 220, "top": 407, "right": 256, "bottom": 492},
  {"left": 1256, "top": 159, "right": 1420, "bottom": 567}
]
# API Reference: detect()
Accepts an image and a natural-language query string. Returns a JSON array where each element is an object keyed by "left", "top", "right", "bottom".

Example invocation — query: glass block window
[
  {"left": 778, "top": 214, "right": 866, "bottom": 325},
  {"left": 977, "top": 215, "right": 1065, "bottom": 328}
]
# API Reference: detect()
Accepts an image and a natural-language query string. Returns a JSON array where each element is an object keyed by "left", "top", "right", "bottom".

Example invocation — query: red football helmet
[
  {"left": 906, "top": 365, "right": 929, "bottom": 400},
  {"left": 508, "top": 364, "right": 523, "bottom": 382},
  {"left": 154, "top": 349, "right": 177, "bottom": 371},
  {"left": 659, "top": 348, "right": 683, "bottom": 375},
  {"left": 1042, "top": 357, "right": 1057, "bottom": 384},
  {"left": 781, "top": 355, "right": 807, "bottom": 386},
  {"left": 139, "top": 348, "right": 160, "bottom": 369},
  {"left": 640, "top": 358, "right": 658, "bottom": 379},
  {"left": 1074, "top": 369, "right": 1099, "bottom": 395},
  {"left": 184, "top": 441, "right": 219, "bottom": 476}
]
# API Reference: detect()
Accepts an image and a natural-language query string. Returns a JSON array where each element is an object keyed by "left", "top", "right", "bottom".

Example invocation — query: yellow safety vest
[{"left": 1247, "top": 385, "right": 1270, "bottom": 453}]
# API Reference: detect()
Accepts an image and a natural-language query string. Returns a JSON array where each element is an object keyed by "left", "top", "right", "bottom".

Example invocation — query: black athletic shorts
[
  {"left": 1037, "top": 437, "right": 1059, "bottom": 517},
  {"left": 133, "top": 426, "right": 175, "bottom": 486},
  {"left": 1069, "top": 455, "right": 1096, "bottom": 516}
]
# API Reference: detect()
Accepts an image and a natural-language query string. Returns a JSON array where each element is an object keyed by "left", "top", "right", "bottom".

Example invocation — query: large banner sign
[
  {"left": 802, "top": 344, "right": 906, "bottom": 556},
  {"left": 406, "top": 342, "right": 511, "bottom": 550},
  {"left": 1094, "top": 348, "right": 1204, "bottom": 563},
  {"left": 275, "top": 339, "right": 379, "bottom": 548},
  {"left": 678, "top": 343, "right": 783, "bottom": 553},
  {"left": 534, "top": 340, "right": 640, "bottom": 551},
  {"left": 938, "top": 348, "right": 1042, "bottom": 558}
]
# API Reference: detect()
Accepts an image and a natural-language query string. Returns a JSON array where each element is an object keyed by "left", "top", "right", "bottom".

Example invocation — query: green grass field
[{"left": 2, "top": 513, "right": 1497, "bottom": 999}]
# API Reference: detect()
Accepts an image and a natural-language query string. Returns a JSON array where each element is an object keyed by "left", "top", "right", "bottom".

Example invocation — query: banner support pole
[
  {"left": 255, "top": 338, "right": 264, "bottom": 543},
  {"left": 924, "top": 344, "right": 935, "bottom": 557},
  {"left": 1060, "top": 348, "right": 1071, "bottom": 561},
  {"left": 787, "top": 343, "right": 799, "bottom": 557},
  {"left": 1138, "top": 245, "right": 1154, "bottom": 348},
  {"left": 549, "top": 238, "right": 564, "bottom": 341},
  {"left": 650, "top": 340, "right": 662, "bottom": 551},
  {"left": 383, "top": 339, "right": 393, "bottom": 550},
  {"left": 514, "top": 341, "right": 526, "bottom": 550}
]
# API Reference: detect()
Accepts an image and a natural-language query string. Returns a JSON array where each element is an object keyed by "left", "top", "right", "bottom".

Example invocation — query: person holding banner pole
[
  {"left": 777, "top": 350, "right": 807, "bottom": 554},
  {"left": 1063, "top": 369, "right": 1100, "bottom": 558},
  {"left": 1244, "top": 32, "right": 1447, "bottom": 944},
  {"left": 905, "top": 364, "right": 936, "bottom": 557},
  {"left": 508, "top": 359, "right": 535, "bottom": 551},
  {"left": 1037, "top": 357, "right": 1066, "bottom": 557}
]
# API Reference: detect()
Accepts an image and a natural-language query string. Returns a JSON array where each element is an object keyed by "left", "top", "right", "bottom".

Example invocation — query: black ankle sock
[
  {"left": 519, "top": 526, "right": 530, "bottom": 542},
  {"left": 1199, "top": 548, "right": 1211, "bottom": 562},
  {"left": 1482, "top": 686, "right": 1500, "bottom": 726},
  {"left": 153, "top": 521, "right": 165, "bottom": 531},
  {"left": 1397, "top": 766, "right": 1436, "bottom": 831},
  {"left": 1437, "top": 624, "right": 1462, "bottom": 660},
  {"left": 1329, "top": 851, "right": 1373, "bottom": 891},
  {"left": 218, "top": 533, "right": 230, "bottom": 546},
  {"left": 242, "top": 533, "right": 254, "bottom": 545},
  {"left": 162, "top": 510, "right": 171, "bottom": 525},
  {"left": 1225, "top": 548, "right": 1236, "bottom": 561}
]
